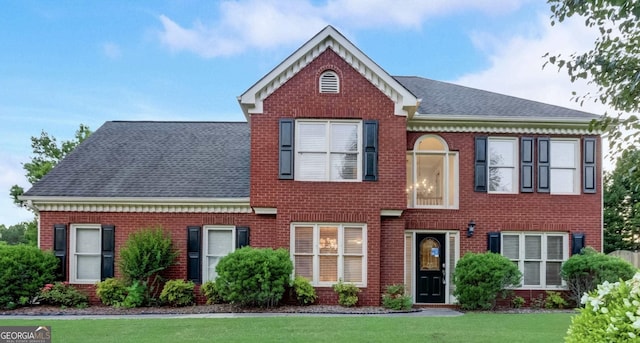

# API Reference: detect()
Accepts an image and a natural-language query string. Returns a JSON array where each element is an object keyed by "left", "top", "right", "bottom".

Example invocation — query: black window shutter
[
  {"left": 474, "top": 137, "right": 487, "bottom": 192},
  {"left": 583, "top": 138, "right": 597, "bottom": 194},
  {"left": 236, "top": 227, "right": 250, "bottom": 249},
  {"left": 53, "top": 224, "right": 67, "bottom": 281},
  {"left": 279, "top": 118, "right": 294, "bottom": 180},
  {"left": 101, "top": 225, "right": 115, "bottom": 280},
  {"left": 187, "top": 226, "right": 202, "bottom": 283},
  {"left": 571, "top": 233, "right": 585, "bottom": 255},
  {"left": 487, "top": 232, "right": 501, "bottom": 253},
  {"left": 537, "top": 137, "right": 550, "bottom": 193},
  {"left": 362, "top": 120, "right": 378, "bottom": 181},
  {"left": 521, "top": 137, "right": 534, "bottom": 193}
]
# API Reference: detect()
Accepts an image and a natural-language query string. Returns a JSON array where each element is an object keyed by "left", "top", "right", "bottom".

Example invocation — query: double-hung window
[
  {"left": 550, "top": 139, "right": 579, "bottom": 194},
  {"left": 488, "top": 138, "right": 518, "bottom": 193},
  {"left": 291, "top": 223, "right": 366, "bottom": 287},
  {"left": 203, "top": 226, "right": 235, "bottom": 282},
  {"left": 295, "top": 120, "right": 361, "bottom": 181},
  {"left": 407, "top": 135, "right": 458, "bottom": 208},
  {"left": 502, "top": 232, "right": 567, "bottom": 288},
  {"left": 70, "top": 224, "right": 102, "bottom": 283}
]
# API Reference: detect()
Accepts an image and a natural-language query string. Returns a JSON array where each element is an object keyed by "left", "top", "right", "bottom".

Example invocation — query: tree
[
  {"left": 603, "top": 148, "right": 640, "bottom": 252},
  {"left": 0, "top": 220, "right": 37, "bottom": 246},
  {"left": 546, "top": 1, "right": 640, "bottom": 153},
  {"left": 10, "top": 124, "right": 91, "bottom": 205}
]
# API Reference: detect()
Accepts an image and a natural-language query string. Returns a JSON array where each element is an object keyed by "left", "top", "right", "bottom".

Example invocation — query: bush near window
[
  {"left": 39, "top": 282, "right": 88, "bottom": 308},
  {"left": 381, "top": 284, "right": 413, "bottom": 311},
  {"left": 215, "top": 247, "right": 293, "bottom": 307},
  {"left": 453, "top": 252, "right": 521, "bottom": 310},
  {"left": 122, "top": 280, "right": 147, "bottom": 309},
  {"left": 566, "top": 273, "right": 640, "bottom": 342},
  {"left": 561, "top": 247, "right": 636, "bottom": 306},
  {"left": 201, "top": 280, "right": 224, "bottom": 305},
  {"left": 332, "top": 279, "right": 360, "bottom": 307},
  {"left": 159, "top": 279, "right": 195, "bottom": 307},
  {"left": 0, "top": 244, "right": 58, "bottom": 309},
  {"left": 544, "top": 291, "right": 568, "bottom": 309},
  {"left": 96, "top": 278, "right": 128, "bottom": 307},
  {"left": 119, "top": 228, "right": 178, "bottom": 304},
  {"left": 292, "top": 275, "right": 317, "bottom": 306}
]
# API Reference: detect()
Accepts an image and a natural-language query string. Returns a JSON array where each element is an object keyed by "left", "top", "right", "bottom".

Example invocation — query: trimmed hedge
[{"left": 0, "top": 244, "right": 58, "bottom": 309}]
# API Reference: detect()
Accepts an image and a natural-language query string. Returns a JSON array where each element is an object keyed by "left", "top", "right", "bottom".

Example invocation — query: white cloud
[
  {"left": 0, "top": 153, "right": 33, "bottom": 226},
  {"left": 157, "top": 0, "right": 530, "bottom": 58},
  {"left": 102, "top": 42, "right": 122, "bottom": 59}
]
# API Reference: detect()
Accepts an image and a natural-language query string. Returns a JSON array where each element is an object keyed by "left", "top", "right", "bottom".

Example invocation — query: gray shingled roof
[
  {"left": 395, "top": 76, "right": 599, "bottom": 119},
  {"left": 23, "top": 121, "right": 250, "bottom": 198}
]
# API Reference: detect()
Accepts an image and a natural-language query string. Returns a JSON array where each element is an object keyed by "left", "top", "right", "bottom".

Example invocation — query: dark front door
[{"left": 416, "top": 233, "right": 446, "bottom": 303}]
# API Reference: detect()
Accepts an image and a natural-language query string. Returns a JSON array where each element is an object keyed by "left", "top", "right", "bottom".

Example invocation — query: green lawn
[{"left": 1, "top": 313, "right": 573, "bottom": 343}]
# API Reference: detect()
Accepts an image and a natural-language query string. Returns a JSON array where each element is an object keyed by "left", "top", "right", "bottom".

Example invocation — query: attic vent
[{"left": 319, "top": 71, "right": 339, "bottom": 93}]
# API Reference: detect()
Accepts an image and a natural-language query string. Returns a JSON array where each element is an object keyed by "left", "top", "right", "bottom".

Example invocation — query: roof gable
[{"left": 238, "top": 25, "right": 418, "bottom": 118}]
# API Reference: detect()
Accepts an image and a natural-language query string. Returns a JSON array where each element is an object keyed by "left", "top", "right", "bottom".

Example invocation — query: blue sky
[{"left": 0, "top": 0, "right": 606, "bottom": 226}]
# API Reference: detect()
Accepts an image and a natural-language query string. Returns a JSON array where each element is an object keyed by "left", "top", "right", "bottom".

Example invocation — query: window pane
[
  {"left": 489, "top": 140, "right": 514, "bottom": 167},
  {"left": 344, "top": 256, "right": 362, "bottom": 283},
  {"left": 77, "top": 255, "right": 100, "bottom": 280},
  {"left": 298, "top": 123, "right": 326, "bottom": 151},
  {"left": 295, "top": 256, "right": 313, "bottom": 280},
  {"left": 546, "top": 262, "right": 562, "bottom": 286},
  {"left": 295, "top": 227, "right": 313, "bottom": 254},
  {"left": 319, "top": 255, "right": 338, "bottom": 282},
  {"left": 298, "top": 153, "right": 326, "bottom": 180},
  {"left": 319, "top": 226, "right": 338, "bottom": 254},
  {"left": 207, "top": 256, "right": 222, "bottom": 281},
  {"left": 330, "top": 153, "right": 357, "bottom": 180},
  {"left": 448, "top": 155, "right": 456, "bottom": 206},
  {"left": 524, "top": 261, "right": 541, "bottom": 285},
  {"left": 415, "top": 154, "right": 444, "bottom": 206},
  {"left": 330, "top": 124, "right": 358, "bottom": 152},
  {"left": 525, "top": 236, "right": 542, "bottom": 259},
  {"left": 547, "top": 236, "right": 564, "bottom": 260},
  {"left": 551, "top": 169, "right": 575, "bottom": 193},
  {"left": 550, "top": 141, "right": 576, "bottom": 168},
  {"left": 208, "top": 230, "right": 233, "bottom": 256},
  {"left": 503, "top": 235, "right": 520, "bottom": 259},
  {"left": 406, "top": 154, "right": 414, "bottom": 207},
  {"left": 76, "top": 228, "right": 100, "bottom": 253},
  {"left": 344, "top": 227, "right": 363, "bottom": 254},
  {"left": 489, "top": 167, "right": 514, "bottom": 192},
  {"left": 417, "top": 137, "right": 444, "bottom": 151}
]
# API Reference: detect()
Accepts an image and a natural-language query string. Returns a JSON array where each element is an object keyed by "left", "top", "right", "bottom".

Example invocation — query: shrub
[
  {"left": 566, "top": 272, "right": 640, "bottom": 342},
  {"left": 201, "top": 280, "right": 224, "bottom": 305},
  {"left": 292, "top": 276, "right": 317, "bottom": 306},
  {"left": 544, "top": 291, "right": 568, "bottom": 309},
  {"left": 96, "top": 278, "right": 128, "bottom": 307},
  {"left": 381, "top": 284, "right": 413, "bottom": 311},
  {"left": 332, "top": 279, "right": 360, "bottom": 307},
  {"left": 39, "top": 282, "right": 89, "bottom": 308},
  {"left": 119, "top": 228, "right": 178, "bottom": 303},
  {"left": 0, "top": 244, "right": 58, "bottom": 309},
  {"left": 160, "top": 279, "right": 195, "bottom": 307},
  {"left": 216, "top": 247, "right": 293, "bottom": 307},
  {"left": 561, "top": 247, "right": 636, "bottom": 306},
  {"left": 453, "top": 252, "right": 522, "bottom": 310},
  {"left": 122, "top": 280, "right": 147, "bottom": 308},
  {"left": 511, "top": 296, "right": 525, "bottom": 309}
]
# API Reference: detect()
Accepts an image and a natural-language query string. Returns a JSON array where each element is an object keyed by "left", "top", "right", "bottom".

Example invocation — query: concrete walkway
[{"left": 2, "top": 308, "right": 463, "bottom": 320}]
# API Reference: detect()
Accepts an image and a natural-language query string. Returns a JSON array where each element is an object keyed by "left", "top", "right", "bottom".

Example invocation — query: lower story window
[
  {"left": 502, "top": 232, "right": 568, "bottom": 288},
  {"left": 203, "top": 226, "right": 235, "bottom": 282},
  {"left": 70, "top": 224, "right": 102, "bottom": 283},
  {"left": 291, "top": 223, "right": 366, "bottom": 287}
]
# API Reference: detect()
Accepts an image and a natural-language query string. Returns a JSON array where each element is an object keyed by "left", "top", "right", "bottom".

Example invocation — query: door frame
[{"left": 405, "top": 230, "right": 459, "bottom": 304}]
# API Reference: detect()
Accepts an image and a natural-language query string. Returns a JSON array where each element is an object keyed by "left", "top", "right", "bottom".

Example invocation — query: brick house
[{"left": 21, "top": 26, "right": 601, "bottom": 306}]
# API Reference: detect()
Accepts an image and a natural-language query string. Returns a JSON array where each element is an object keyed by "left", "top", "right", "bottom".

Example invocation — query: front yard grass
[{"left": 1, "top": 312, "right": 572, "bottom": 343}]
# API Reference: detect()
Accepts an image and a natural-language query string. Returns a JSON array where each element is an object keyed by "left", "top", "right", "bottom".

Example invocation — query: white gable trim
[{"left": 238, "top": 26, "right": 418, "bottom": 118}]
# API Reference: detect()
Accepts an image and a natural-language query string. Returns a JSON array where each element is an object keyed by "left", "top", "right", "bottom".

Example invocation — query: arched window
[
  {"left": 319, "top": 70, "right": 339, "bottom": 93},
  {"left": 406, "top": 135, "right": 458, "bottom": 208}
]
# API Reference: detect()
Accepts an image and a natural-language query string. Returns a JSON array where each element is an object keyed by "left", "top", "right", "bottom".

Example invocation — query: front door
[{"left": 416, "top": 233, "right": 446, "bottom": 303}]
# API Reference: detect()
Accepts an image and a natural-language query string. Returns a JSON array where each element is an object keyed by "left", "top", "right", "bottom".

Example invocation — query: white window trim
[
  {"left": 290, "top": 223, "right": 367, "bottom": 287},
  {"left": 294, "top": 120, "right": 362, "bottom": 182},
  {"left": 202, "top": 225, "right": 236, "bottom": 282},
  {"left": 501, "top": 232, "right": 568, "bottom": 289},
  {"left": 487, "top": 137, "right": 518, "bottom": 194},
  {"left": 550, "top": 138, "right": 580, "bottom": 195},
  {"left": 407, "top": 135, "right": 459, "bottom": 209},
  {"left": 70, "top": 223, "right": 102, "bottom": 284}
]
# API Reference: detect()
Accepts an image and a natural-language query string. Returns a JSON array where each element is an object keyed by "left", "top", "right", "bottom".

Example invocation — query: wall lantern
[{"left": 467, "top": 220, "right": 476, "bottom": 237}]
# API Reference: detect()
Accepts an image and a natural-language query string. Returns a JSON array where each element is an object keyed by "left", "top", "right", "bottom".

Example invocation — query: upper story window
[
  {"left": 550, "top": 139, "right": 579, "bottom": 194},
  {"left": 407, "top": 135, "right": 459, "bottom": 209},
  {"left": 319, "top": 70, "right": 339, "bottom": 93},
  {"left": 295, "top": 120, "right": 361, "bottom": 182},
  {"left": 488, "top": 137, "right": 518, "bottom": 194}
]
